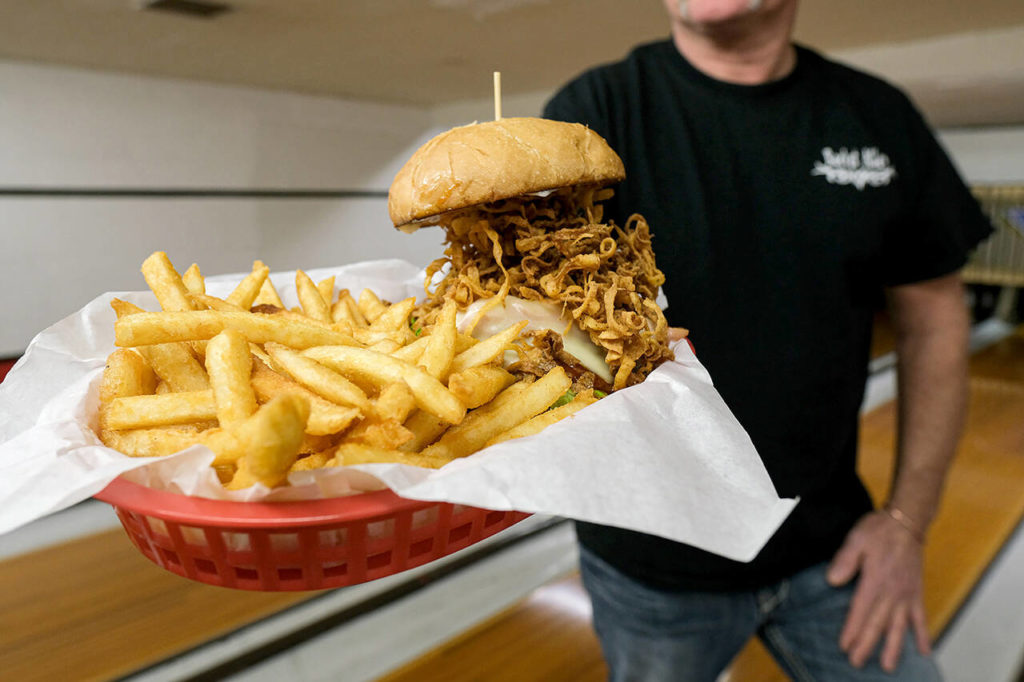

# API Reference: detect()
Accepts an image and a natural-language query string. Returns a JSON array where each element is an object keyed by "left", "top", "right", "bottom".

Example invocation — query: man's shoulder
[
  {"left": 798, "top": 44, "right": 913, "bottom": 109},
  {"left": 544, "top": 39, "right": 671, "bottom": 123}
]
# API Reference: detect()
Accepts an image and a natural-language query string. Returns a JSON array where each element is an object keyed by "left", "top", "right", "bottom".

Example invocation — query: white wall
[
  {"left": 0, "top": 61, "right": 445, "bottom": 356},
  {"left": 939, "top": 128, "right": 1024, "bottom": 185}
]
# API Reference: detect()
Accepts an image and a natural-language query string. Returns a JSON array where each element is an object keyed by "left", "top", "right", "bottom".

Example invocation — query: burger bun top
[{"left": 388, "top": 117, "right": 625, "bottom": 230}]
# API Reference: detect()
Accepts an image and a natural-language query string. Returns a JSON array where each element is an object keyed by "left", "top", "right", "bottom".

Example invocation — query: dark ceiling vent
[{"left": 142, "top": 0, "right": 232, "bottom": 18}]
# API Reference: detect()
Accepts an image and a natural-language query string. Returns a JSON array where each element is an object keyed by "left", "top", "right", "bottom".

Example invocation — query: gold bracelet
[{"left": 883, "top": 505, "right": 925, "bottom": 544}]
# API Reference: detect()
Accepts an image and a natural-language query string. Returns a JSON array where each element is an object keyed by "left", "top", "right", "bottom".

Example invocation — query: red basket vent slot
[
  {"left": 277, "top": 567, "right": 304, "bottom": 582},
  {"left": 143, "top": 515, "right": 171, "bottom": 540},
  {"left": 269, "top": 533, "right": 301, "bottom": 552},
  {"left": 157, "top": 546, "right": 182, "bottom": 568},
  {"left": 367, "top": 551, "right": 393, "bottom": 570},
  {"left": 234, "top": 566, "right": 259, "bottom": 582},
  {"left": 408, "top": 538, "right": 434, "bottom": 559},
  {"left": 484, "top": 511, "right": 506, "bottom": 528},
  {"left": 179, "top": 525, "right": 208, "bottom": 546},
  {"left": 318, "top": 528, "right": 348, "bottom": 548},
  {"left": 448, "top": 523, "right": 473, "bottom": 544},
  {"left": 366, "top": 519, "right": 396, "bottom": 539},
  {"left": 322, "top": 562, "right": 348, "bottom": 579},
  {"left": 193, "top": 558, "right": 218, "bottom": 575},
  {"left": 222, "top": 531, "right": 253, "bottom": 552},
  {"left": 410, "top": 507, "right": 438, "bottom": 528}
]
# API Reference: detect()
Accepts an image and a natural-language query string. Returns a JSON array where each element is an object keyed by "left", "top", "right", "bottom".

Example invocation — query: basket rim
[{"left": 93, "top": 477, "right": 436, "bottom": 528}]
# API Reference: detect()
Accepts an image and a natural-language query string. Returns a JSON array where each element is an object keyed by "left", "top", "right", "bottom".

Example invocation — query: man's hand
[{"left": 827, "top": 511, "right": 930, "bottom": 672}]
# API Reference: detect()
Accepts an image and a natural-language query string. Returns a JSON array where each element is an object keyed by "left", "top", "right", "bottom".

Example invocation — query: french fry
[
  {"left": 104, "top": 390, "right": 217, "bottom": 430},
  {"left": 333, "top": 290, "right": 367, "bottom": 327},
  {"left": 421, "top": 367, "right": 571, "bottom": 460},
  {"left": 357, "top": 289, "right": 387, "bottom": 322},
  {"left": 263, "top": 342, "right": 371, "bottom": 413},
  {"left": 344, "top": 419, "right": 415, "bottom": 450},
  {"left": 368, "top": 339, "right": 402, "bottom": 354},
  {"left": 225, "top": 394, "right": 310, "bottom": 490},
  {"left": 252, "top": 261, "right": 285, "bottom": 308},
  {"left": 200, "top": 427, "right": 245, "bottom": 466},
  {"left": 447, "top": 365, "right": 515, "bottom": 409},
  {"left": 373, "top": 382, "right": 417, "bottom": 423},
  {"left": 111, "top": 299, "right": 210, "bottom": 392},
  {"left": 141, "top": 251, "right": 195, "bottom": 312},
  {"left": 226, "top": 262, "right": 270, "bottom": 310},
  {"left": 457, "top": 380, "right": 528, "bottom": 423},
  {"left": 332, "top": 443, "right": 449, "bottom": 470},
  {"left": 369, "top": 297, "right": 416, "bottom": 333},
  {"left": 301, "top": 346, "right": 465, "bottom": 425},
  {"left": 99, "top": 349, "right": 158, "bottom": 430},
  {"left": 456, "top": 333, "right": 479, "bottom": 352},
  {"left": 418, "top": 299, "right": 457, "bottom": 379},
  {"left": 331, "top": 297, "right": 355, "bottom": 325},
  {"left": 100, "top": 425, "right": 206, "bottom": 457},
  {"left": 298, "top": 432, "right": 336, "bottom": 454},
  {"left": 206, "top": 329, "right": 258, "bottom": 427},
  {"left": 390, "top": 335, "right": 429, "bottom": 363},
  {"left": 317, "top": 276, "right": 335, "bottom": 305},
  {"left": 249, "top": 343, "right": 279, "bottom": 372},
  {"left": 449, "top": 321, "right": 528, "bottom": 376},
  {"left": 115, "top": 311, "right": 359, "bottom": 349},
  {"left": 296, "top": 269, "right": 332, "bottom": 322},
  {"left": 101, "top": 253, "right": 603, "bottom": 482},
  {"left": 389, "top": 332, "right": 475, "bottom": 364},
  {"left": 189, "top": 293, "right": 246, "bottom": 313},
  {"left": 182, "top": 264, "right": 205, "bottom": 295},
  {"left": 270, "top": 308, "right": 334, "bottom": 330},
  {"left": 486, "top": 389, "right": 598, "bottom": 447},
  {"left": 351, "top": 328, "right": 408, "bottom": 347},
  {"left": 290, "top": 449, "right": 333, "bottom": 473},
  {"left": 399, "top": 410, "right": 449, "bottom": 452},
  {"left": 250, "top": 361, "right": 360, "bottom": 436}
]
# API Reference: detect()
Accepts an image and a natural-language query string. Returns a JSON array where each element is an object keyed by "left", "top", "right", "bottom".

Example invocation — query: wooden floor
[
  {"left": 0, "top": 530, "right": 319, "bottom": 681},
  {"left": 0, "top": 322, "right": 1021, "bottom": 682}
]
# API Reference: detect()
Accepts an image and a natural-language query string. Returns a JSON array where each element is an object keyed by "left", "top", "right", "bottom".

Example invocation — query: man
[{"left": 543, "top": 1, "right": 993, "bottom": 680}]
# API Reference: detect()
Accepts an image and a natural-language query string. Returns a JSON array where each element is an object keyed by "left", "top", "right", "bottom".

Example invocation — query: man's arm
[{"left": 827, "top": 271, "right": 970, "bottom": 672}]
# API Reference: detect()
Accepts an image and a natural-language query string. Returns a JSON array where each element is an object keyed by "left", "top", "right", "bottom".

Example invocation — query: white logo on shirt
[{"left": 811, "top": 147, "right": 896, "bottom": 190}]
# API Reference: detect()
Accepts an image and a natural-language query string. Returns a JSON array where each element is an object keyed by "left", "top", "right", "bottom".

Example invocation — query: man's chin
[{"left": 675, "top": 0, "right": 765, "bottom": 26}]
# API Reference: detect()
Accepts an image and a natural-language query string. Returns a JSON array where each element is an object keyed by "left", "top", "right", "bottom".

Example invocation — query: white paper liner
[{"left": 0, "top": 259, "right": 797, "bottom": 562}]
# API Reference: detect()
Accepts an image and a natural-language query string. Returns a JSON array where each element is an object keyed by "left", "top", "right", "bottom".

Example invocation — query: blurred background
[{"left": 0, "top": 2, "right": 1022, "bottom": 681}]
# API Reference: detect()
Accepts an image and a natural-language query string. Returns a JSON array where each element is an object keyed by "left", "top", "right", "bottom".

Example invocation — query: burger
[{"left": 388, "top": 116, "right": 674, "bottom": 392}]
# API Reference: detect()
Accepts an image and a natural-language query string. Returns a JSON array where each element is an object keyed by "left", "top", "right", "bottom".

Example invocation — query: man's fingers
[
  {"left": 839, "top": 578, "right": 874, "bottom": 652},
  {"left": 880, "top": 604, "right": 909, "bottom": 672},
  {"left": 848, "top": 595, "right": 894, "bottom": 668},
  {"left": 910, "top": 602, "right": 932, "bottom": 655},
  {"left": 667, "top": 327, "right": 688, "bottom": 342},
  {"left": 827, "top": 541, "right": 861, "bottom": 587}
]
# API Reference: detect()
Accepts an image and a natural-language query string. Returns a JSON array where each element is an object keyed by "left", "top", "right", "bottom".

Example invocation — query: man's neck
[{"left": 669, "top": 5, "right": 798, "bottom": 85}]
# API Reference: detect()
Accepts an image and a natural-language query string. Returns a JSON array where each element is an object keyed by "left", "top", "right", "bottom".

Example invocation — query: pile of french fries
[{"left": 97, "top": 252, "right": 599, "bottom": 490}]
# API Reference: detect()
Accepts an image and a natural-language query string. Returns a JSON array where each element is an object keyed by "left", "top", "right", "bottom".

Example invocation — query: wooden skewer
[{"left": 493, "top": 71, "right": 502, "bottom": 121}]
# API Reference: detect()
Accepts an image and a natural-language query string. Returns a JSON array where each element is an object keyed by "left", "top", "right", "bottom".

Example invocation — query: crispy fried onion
[{"left": 418, "top": 186, "right": 674, "bottom": 390}]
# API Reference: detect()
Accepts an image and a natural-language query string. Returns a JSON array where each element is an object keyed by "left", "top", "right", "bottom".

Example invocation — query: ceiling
[{"left": 1, "top": 0, "right": 1023, "bottom": 123}]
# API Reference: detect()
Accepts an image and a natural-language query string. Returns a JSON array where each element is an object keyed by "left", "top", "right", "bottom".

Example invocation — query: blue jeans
[{"left": 579, "top": 546, "right": 941, "bottom": 682}]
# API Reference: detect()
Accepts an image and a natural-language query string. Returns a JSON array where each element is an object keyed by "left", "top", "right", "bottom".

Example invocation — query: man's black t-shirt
[{"left": 543, "top": 40, "right": 992, "bottom": 591}]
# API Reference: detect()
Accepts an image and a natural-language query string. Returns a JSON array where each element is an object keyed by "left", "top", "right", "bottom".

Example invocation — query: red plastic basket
[{"left": 94, "top": 478, "right": 530, "bottom": 591}]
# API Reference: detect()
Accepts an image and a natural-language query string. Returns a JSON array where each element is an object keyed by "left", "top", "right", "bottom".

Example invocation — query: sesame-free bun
[{"left": 388, "top": 117, "right": 625, "bottom": 230}]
